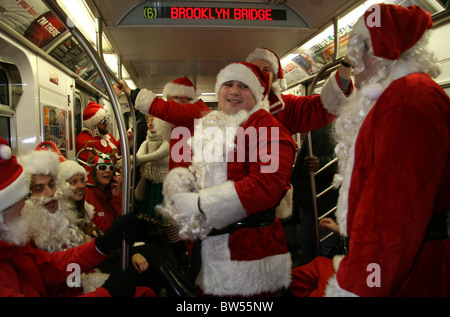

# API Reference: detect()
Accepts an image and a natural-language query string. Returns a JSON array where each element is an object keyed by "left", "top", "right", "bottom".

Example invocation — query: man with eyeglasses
[{"left": 75, "top": 101, "right": 122, "bottom": 168}]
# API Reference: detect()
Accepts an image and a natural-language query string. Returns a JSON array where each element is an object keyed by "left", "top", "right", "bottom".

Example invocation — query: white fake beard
[
  {"left": 0, "top": 212, "right": 32, "bottom": 246},
  {"left": 189, "top": 110, "right": 249, "bottom": 189},
  {"left": 332, "top": 84, "right": 378, "bottom": 236},
  {"left": 23, "top": 194, "right": 85, "bottom": 252}
]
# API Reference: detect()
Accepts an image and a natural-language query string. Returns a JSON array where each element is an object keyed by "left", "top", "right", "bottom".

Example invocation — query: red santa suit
[
  {"left": 85, "top": 186, "right": 121, "bottom": 232},
  {"left": 76, "top": 101, "right": 121, "bottom": 164},
  {"left": 322, "top": 4, "right": 450, "bottom": 297},
  {"left": 161, "top": 62, "right": 297, "bottom": 296},
  {"left": 0, "top": 239, "right": 110, "bottom": 296}
]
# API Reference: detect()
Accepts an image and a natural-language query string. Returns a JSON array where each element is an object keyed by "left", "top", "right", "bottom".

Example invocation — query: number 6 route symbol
[{"left": 144, "top": 7, "right": 158, "bottom": 19}]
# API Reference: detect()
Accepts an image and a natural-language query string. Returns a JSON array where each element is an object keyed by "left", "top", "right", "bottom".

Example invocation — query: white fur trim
[
  {"left": 197, "top": 234, "right": 292, "bottom": 296},
  {"left": 58, "top": 160, "right": 87, "bottom": 183},
  {"left": 320, "top": 70, "right": 347, "bottom": 115},
  {"left": 83, "top": 108, "right": 107, "bottom": 128},
  {"left": 215, "top": 63, "right": 265, "bottom": 107},
  {"left": 163, "top": 82, "right": 200, "bottom": 99},
  {"left": 246, "top": 48, "right": 281, "bottom": 79},
  {"left": 135, "top": 88, "right": 158, "bottom": 115},
  {"left": 0, "top": 144, "right": 11, "bottom": 160},
  {"left": 19, "top": 150, "right": 61, "bottom": 180},
  {"left": 0, "top": 171, "right": 28, "bottom": 212},
  {"left": 275, "top": 186, "right": 293, "bottom": 219},
  {"left": 81, "top": 271, "right": 109, "bottom": 294},
  {"left": 332, "top": 254, "right": 345, "bottom": 272},
  {"left": 199, "top": 181, "right": 247, "bottom": 230},
  {"left": 84, "top": 201, "right": 95, "bottom": 220},
  {"left": 324, "top": 275, "right": 358, "bottom": 297}
]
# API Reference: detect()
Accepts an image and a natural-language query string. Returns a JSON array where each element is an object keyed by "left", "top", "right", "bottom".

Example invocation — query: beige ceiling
[{"left": 85, "top": 0, "right": 363, "bottom": 94}]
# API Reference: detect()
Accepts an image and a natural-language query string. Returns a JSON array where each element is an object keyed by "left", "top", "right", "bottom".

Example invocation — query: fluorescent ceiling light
[{"left": 57, "top": 0, "right": 96, "bottom": 45}]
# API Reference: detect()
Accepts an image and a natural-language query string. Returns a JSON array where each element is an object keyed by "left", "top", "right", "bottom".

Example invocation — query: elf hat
[
  {"left": 83, "top": 101, "right": 108, "bottom": 128},
  {"left": 215, "top": 61, "right": 270, "bottom": 109},
  {"left": 363, "top": 4, "right": 433, "bottom": 60},
  {"left": 86, "top": 152, "right": 115, "bottom": 186},
  {"left": 246, "top": 47, "right": 287, "bottom": 90},
  {"left": 163, "top": 77, "right": 202, "bottom": 101},
  {"left": 0, "top": 138, "right": 29, "bottom": 217}
]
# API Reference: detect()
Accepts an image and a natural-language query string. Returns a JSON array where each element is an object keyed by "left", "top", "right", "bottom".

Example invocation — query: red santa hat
[
  {"left": 215, "top": 61, "right": 270, "bottom": 109},
  {"left": 19, "top": 149, "right": 61, "bottom": 183},
  {"left": 58, "top": 160, "right": 88, "bottom": 183},
  {"left": 0, "top": 138, "right": 29, "bottom": 217},
  {"left": 364, "top": 4, "right": 433, "bottom": 60},
  {"left": 246, "top": 47, "right": 286, "bottom": 114},
  {"left": 83, "top": 101, "right": 108, "bottom": 128},
  {"left": 162, "top": 77, "right": 202, "bottom": 101},
  {"left": 35, "top": 141, "right": 66, "bottom": 162},
  {"left": 246, "top": 47, "right": 287, "bottom": 90}
]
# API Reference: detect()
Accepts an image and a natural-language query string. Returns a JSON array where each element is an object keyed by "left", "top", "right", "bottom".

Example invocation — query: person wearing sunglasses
[
  {"left": 75, "top": 101, "right": 122, "bottom": 169},
  {"left": 85, "top": 152, "right": 123, "bottom": 233}
]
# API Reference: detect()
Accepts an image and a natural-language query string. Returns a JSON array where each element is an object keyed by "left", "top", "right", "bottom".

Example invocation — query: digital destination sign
[{"left": 143, "top": 6, "right": 287, "bottom": 21}]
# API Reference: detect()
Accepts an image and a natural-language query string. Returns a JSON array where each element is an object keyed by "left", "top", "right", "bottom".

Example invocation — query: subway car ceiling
[
  {"left": 1, "top": 0, "right": 448, "bottom": 103},
  {"left": 81, "top": 0, "right": 364, "bottom": 96},
  {"left": 0, "top": 0, "right": 369, "bottom": 100}
]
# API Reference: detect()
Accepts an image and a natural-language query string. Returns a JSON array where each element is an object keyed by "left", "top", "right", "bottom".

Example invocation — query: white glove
[
  {"left": 172, "top": 192, "right": 201, "bottom": 219},
  {"left": 163, "top": 167, "right": 198, "bottom": 200}
]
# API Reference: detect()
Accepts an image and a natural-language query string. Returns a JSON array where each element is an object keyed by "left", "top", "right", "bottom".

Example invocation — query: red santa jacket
[
  {"left": 76, "top": 129, "right": 121, "bottom": 163},
  {"left": 134, "top": 89, "right": 211, "bottom": 170},
  {"left": 328, "top": 73, "right": 450, "bottom": 296},
  {"left": 274, "top": 93, "right": 335, "bottom": 135},
  {"left": 0, "top": 239, "right": 110, "bottom": 297},
  {"left": 85, "top": 185, "right": 122, "bottom": 232}
]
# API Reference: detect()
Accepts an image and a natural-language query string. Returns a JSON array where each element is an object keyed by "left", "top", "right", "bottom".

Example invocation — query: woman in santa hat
[
  {"left": 58, "top": 159, "right": 98, "bottom": 239},
  {"left": 159, "top": 61, "right": 297, "bottom": 296}
]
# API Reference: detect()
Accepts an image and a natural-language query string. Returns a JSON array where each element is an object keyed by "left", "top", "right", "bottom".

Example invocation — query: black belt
[
  {"left": 208, "top": 208, "right": 276, "bottom": 236},
  {"left": 188, "top": 209, "right": 276, "bottom": 284}
]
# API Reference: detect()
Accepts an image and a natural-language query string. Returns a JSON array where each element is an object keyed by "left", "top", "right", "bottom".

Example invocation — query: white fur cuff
[
  {"left": 199, "top": 181, "right": 246, "bottom": 230},
  {"left": 324, "top": 275, "right": 358, "bottom": 297},
  {"left": 135, "top": 88, "right": 158, "bottom": 115},
  {"left": 320, "top": 70, "right": 346, "bottom": 116}
]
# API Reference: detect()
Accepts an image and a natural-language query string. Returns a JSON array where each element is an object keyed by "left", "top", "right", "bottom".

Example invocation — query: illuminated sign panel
[{"left": 143, "top": 6, "right": 287, "bottom": 21}]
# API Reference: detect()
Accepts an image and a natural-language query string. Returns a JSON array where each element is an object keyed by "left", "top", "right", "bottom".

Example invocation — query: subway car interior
[{"left": 0, "top": 0, "right": 449, "bottom": 298}]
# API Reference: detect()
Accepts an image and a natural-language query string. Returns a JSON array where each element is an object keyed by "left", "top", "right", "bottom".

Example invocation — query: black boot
[{"left": 157, "top": 261, "right": 196, "bottom": 297}]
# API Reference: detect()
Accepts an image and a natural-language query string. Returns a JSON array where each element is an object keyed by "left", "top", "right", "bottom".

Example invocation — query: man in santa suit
[
  {"left": 115, "top": 76, "right": 211, "bottom": 171},
  {"left": 76, "top": 101, "right": 122, "bottom": 166},
  {"left": 291, "top": 4, "right": 450, "bottom": 297},
  {"left": 18, "top": 149, "right": 87, "bottom": 253},
  {"left": 0, "top": 137, "right": 154, "bottom": 297},
  {"left": 159, "top": 62, "right": 297, "bottom": 296}
]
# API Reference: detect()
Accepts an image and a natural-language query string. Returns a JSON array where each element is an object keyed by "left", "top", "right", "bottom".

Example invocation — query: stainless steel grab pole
[{"left": 43, "top": 0, "right": 136, "bottom": 270}]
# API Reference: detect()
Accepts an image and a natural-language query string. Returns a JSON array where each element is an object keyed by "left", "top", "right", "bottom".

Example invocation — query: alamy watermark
[{"left": 170, "top": 120, "right": 281, "bottom": 174}]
